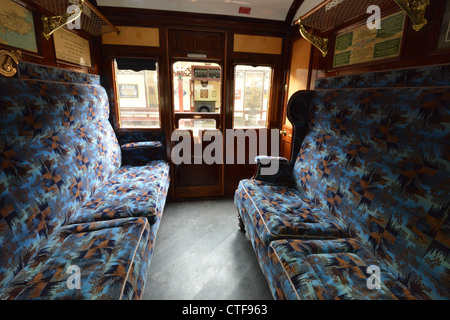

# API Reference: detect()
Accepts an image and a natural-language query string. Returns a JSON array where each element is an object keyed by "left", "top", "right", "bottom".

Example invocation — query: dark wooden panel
[
  {"left": 224, "top": 163, "right": 256, "bottom": 196},
  {"left": 168, "top": 29, "right": 225, "bottom": 55},
  {"left": 171, "top": 130, "right": 224, "bottom": 197},
  {"left": 174, "top": 185, "right": 223, "bottom": 198},
  {"left": 99, "top": 6, "right": 288, "bottom": 37},
  {"left": 175, "top": 163, "right": 222, "bottom": 188}
]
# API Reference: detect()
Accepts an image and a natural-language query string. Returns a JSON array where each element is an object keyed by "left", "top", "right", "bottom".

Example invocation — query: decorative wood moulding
[
  {"left": 296, "top": 19, "right": 329, "bottom": 57},
  {"left": 394, "top": 0, "right": 430, "bottom": 31},
  {"left": 0, "top": 50, "right": 19, "bottom": 77}
]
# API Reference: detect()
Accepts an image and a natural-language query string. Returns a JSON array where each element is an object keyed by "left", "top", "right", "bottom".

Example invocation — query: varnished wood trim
[{"left": 99, "top": 6, "right": 288, "bottom": 37}]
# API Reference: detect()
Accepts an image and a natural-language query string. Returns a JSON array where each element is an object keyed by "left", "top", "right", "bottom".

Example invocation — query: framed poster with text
[
  {"left": 53, "top": 28, "right": 92, "bottom": 67},
  {"left": 333, "top": 11, "right": 406, "bottom": 68}
]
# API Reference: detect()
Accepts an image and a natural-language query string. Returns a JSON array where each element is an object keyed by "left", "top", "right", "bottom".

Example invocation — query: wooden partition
[{"left": 99, "top": 6, "right": 290, "bottom": 198}]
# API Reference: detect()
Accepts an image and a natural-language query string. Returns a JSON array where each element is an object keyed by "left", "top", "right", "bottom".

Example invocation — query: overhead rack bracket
[
  {"left": 296, "top": 19, "right": 329, "bottom": 57},
  {"left": 394, "top": 0, "right": 430, "bottom": 31},
  {"left": 32, "top": 0, "right": 121, "bottom": 39},
  {"left": 42, "top": 1, "right": 83, "bottom": 40}
]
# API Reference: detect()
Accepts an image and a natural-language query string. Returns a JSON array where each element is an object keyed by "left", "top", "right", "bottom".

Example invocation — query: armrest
[
  {"left": 120, "top": 141, "right": 165, "bottom": 166},
  {"left": 255, "top": 155, "right": 288, "bottom": 164},
  {"left": 120, "top": 141, "right": 163, "bottom": 150},
  {"left": 252, "top": 155, "right": 294, "bottom": 186}
]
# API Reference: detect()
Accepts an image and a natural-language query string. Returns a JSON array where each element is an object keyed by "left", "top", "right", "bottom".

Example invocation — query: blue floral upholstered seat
[
  {"left": 0, "top": 62, "right": 170, "bottom": 299},
  {"left": 235, "top": 64, "right": 450, "bottom": 300}
]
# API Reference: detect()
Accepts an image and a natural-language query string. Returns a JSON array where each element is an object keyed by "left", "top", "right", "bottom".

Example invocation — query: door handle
[{"left": 280, "top": 129, "right": 287, "bottom": 136}]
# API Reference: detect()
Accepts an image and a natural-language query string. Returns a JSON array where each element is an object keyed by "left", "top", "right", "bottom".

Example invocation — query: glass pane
[
  {"left": 114, "top": 60, "right": 160, "bottom": 129},
  {"left": 233, "top": 65, "right": 272, "bottom": 128},
  {"left": 173, "top": 61, "right": 221, "bottom": 114},
  {"left": 178, "top": 119, "right": 217, "bottom": 129}
]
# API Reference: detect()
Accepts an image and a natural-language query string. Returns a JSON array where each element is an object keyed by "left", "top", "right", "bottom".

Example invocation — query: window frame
[
  {"left": 232, "top": 64, "right": 274, "bottom": 129},
  {"left": 106, "top": 49, "right": 164, "bottom": 133},
  {"left": 112, "top": 58, "right": 162, "bottom": 130},
  {"left": 229, "top": 52, "right": 284, "bottom": 131}
]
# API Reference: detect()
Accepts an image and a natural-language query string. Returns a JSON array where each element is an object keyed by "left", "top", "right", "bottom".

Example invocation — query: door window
[{"left": 173, "top": 61, "right": 222, "bottom": 114}]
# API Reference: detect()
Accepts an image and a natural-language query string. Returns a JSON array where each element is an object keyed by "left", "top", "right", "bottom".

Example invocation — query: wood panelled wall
[
  {"left": 300, "top": 0, "right": 450, "bottom": 87},
  {"left": 0, "top": 0, "right": 102, "bottom": 75},
  {"left": 99, "top": 6, "right": 291, "bottom": 198}
]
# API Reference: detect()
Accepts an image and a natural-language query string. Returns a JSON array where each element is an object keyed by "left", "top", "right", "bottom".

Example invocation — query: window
[
  {"left": 173, "top": 61, "right": 222, "bottom": 114},
  {"left": 114, "top": 58, "right": 161, "bottom": 129},
  {"left": 233, "top": 65, "right": 272, "bottom": 128}
]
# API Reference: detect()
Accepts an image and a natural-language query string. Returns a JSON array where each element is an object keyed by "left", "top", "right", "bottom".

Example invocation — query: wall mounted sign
[
  {"left": 53, "top": 28, "right": 91, "bottom": 67},
  {"left": 333, "top": 11, "right": 405, "bottom": 68},
  {"left": 119, "top": 84, "right": 139, "bottom": 98},
  {"left": 0, "top": 0, "right": 37, "bottom": 53}
]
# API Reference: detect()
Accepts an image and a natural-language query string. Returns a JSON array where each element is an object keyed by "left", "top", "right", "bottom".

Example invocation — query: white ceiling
[{"left": 96, "top": 0, "right": 308, "bottom": 21}]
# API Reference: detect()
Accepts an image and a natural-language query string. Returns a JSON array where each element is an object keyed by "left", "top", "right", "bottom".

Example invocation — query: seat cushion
[
  {"left": 268, "top": 238, "right": 417, "bottom": 300},
  {"left": 237, "top": 179, "right": 348, "bottom": 246},
  {"left": 0, "top": 217, "right": 151, "bottom": 300},
  {"left": 69, "top": 161, "right": 170, "bottom": 225}
]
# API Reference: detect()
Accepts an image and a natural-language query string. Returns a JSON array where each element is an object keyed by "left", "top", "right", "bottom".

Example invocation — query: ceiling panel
[{"left": 96, "top": 0, "right": 295, "bottom": 21}]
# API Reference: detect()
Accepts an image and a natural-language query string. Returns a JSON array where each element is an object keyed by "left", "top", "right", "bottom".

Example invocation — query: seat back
[{"left": 0, "top": 63, "right": 121, "bottom": 288}]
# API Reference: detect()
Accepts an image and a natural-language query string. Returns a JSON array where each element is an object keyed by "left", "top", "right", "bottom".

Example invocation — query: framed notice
[
  {"left": 53, "top": 28, "right": 91, "bottom": 67},
  {"left": 118, "top": 84, "right": 139, "bottom": 98},
  {"left": 333, "top": 11, "right": 405, "bottom": 68}
]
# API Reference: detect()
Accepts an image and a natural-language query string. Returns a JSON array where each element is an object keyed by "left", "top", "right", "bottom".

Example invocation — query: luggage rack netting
[{"left": 301, "top": 0, "right": 392, "bottom": 32}]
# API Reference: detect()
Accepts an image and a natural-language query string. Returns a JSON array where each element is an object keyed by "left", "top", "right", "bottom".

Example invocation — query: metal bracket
[
  {"left": 0, "top": 50, "right": 19, "bottom": 77},
  {"left": 394, "top": 0, "right": 430, "bottom": 31},
  {"left": 296, "top": 19, "right": 329, "bottom": 57},
  {"left": 42, "top": 1, "right": 83, "bottom": 40}
]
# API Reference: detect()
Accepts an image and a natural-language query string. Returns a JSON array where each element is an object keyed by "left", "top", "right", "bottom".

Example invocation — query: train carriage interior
[{"left": 0, "top": 0, "right": 449, "bottom": 309}]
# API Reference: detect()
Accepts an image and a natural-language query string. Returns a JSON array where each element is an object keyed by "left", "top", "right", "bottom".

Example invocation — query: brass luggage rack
[
  {"left": 294, "top": 0, "right": 431, "bottom": 57},
  {"left": 31, "top": 0, "right": 121, "bottom": 40}
]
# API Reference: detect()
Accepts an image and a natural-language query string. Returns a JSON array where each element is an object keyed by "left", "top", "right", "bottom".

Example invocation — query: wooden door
[{"left": 167, "top": 29, "right": 226, "bottom": 198}]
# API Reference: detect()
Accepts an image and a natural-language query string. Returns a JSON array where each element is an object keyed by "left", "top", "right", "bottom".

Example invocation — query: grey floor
[{"left": 143, "top": 199, "right": 273, "bottom": 300}]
